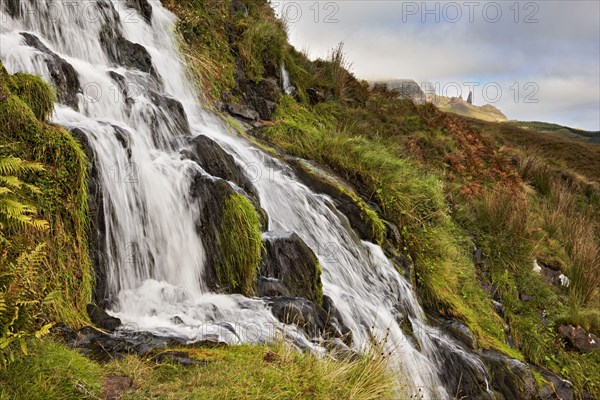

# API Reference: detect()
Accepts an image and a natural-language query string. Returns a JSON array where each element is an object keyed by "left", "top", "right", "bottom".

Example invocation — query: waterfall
[{"left": 1, "top": 1, "right": 492, "bottom": 398}]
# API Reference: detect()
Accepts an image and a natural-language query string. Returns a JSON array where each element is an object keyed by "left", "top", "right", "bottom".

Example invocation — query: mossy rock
[
  {"left": 191, "top": 175, "right": 262, "bottom": 295},
  {"left": 287, "top": 157, "right": 385, "bottom": 245},
  {"left": 6, "top": 72, "right": 54, "bottom": 121}
]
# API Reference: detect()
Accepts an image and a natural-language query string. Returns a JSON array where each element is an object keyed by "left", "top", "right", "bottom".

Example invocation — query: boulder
[
  {"left": 100, "top": 29, "right": 156, "bottom": 76},
  {"left": 227, "top": 102, "right": 259, "bottom": 121},
  {"left": 536, "top": 368, "right": 573, "bottom": 400},
  {"left": 557, "top": 325, "right": 600, "bottom": 352},
  {"left": 20, "top": 32, "right": 81, "bottom": 109},
  {"left": 238, "top": 78, "right": 281, "bottom": 120},
  {"left": 184, "top": 135, "right": 259, "bottom": 208},
  {"left": 86, "top": 304, "right": 122, "bottom": 331},
  {"left": 287, "top": 158, "right": 384, "bottom": 244},
  {"left": 481, "top": 350, "right": 537, "bottom": 400},
  {"left": 268, "top": 297, "right": 350, "bottom": 342},
  {"left": 258, "top": 231, "right": 323, "bottom": 305},
  {"left": 103, "top": 376, "right": 133, "bottom": 400},
  {"left": 147, "top": 90, "right": 191, "bottom": 136}
]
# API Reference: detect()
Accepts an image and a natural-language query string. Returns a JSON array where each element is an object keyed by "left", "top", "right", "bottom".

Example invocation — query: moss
[
  {"left": 0, "top": 339, "right": 103, "bottom": 399},
  {"left": 216, "top": 193, "right": 263, "bottom": 296},
  {"left": 7, "top": 73, "right": 55, "bottom": 122},
  {"left": 0, "top": 62, "right": 91, "bottom": 329}
]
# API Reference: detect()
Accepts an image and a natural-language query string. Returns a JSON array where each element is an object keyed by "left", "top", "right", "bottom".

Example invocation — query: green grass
[{"left": 0, "top": 340, "right": 103, "bottom": 400}]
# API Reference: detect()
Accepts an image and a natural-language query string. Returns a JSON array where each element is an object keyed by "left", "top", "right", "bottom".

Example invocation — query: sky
[{"left": 271, "top": 0, "right": 600, "bottom": 131}]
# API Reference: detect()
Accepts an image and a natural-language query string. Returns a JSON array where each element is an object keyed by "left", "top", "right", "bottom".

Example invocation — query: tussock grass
[{"left": 105, "top": 341, "right": 396, "bottom": 400}]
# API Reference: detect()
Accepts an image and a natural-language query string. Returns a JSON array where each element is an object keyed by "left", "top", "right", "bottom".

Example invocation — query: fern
[{"left": 0, "top": 156, "right": 47, "bottom": 231}]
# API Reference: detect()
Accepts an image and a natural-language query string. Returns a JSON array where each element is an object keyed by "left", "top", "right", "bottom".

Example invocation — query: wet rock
[
  {"left": 481, "top": 350, "right": 537, "bottom": 400},
  {"left": 259, "top": 231, "right": 323, "bottom": 305},
  {"left": 268, "top": 297, "right": 349, "bottom": 342},
  {"left": 152, "top": 351, "right": 208, "bottom": 366},
  {"left": 4, "top": 0, "right": 21, "bottom": 18},
  {"left": 536, "top": 368, "right": 573, "bottom": 400},
  {"left": 100, "top": 29, "right": 156, "bottom": 76},
  {"left": 227, "top": 102, "right": 259, "bottom": 121},
  {"left": 190, "top": 175, "right": 237, "bottom": 291},
  {"left": 288, "top": 158, "right": 382, "bottom": 244},
  {"left": 184, "top": 135, "right": 259, "bottom": 208},
  {"left": 439, "top": 318, "right": 477, "bottom": 349},
  {"left": 70, "top": 128, "right": 110, "bottom": 307},
  {"left": 87, "top": 304, "right": 122, "bottom": 331},
  {"left": 557, "top": 325, "right": 600, "bottom": 352},
  {"left": 20, "top": 32, "right": 81, "bottom": 109},
  {"left": 125, "top": 0, "right": 153, "bottom": 24},
  {"left": 322, "top": 295, "right": 352, "bottom": 345},
  {"left": 170, "top": 316, "right": 184, "bottom": 325},
  {"left": 147, "top": 90, "right": 191, "bottom": 136},
  {"left": 492, "top": 300, "right": 505, "bottom": 317},
  {"left": 103, "top": 376, "right": 133, "bottom": 400}
]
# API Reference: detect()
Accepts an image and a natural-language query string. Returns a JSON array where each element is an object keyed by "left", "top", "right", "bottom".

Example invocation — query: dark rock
[
  {"left": 238, "top": 78, "right": 281, "bottom": 120},
  {"left": 103, "top": 376, "right": 133, "bottom": 400},
  {"left": 87, "top": 304, "right": 122, "bottom": 331},
  {"left": 230, "top": 0, "right": 249, "bottom": 16},
  {"left": 268, "top": 297, "right": 349, "bottom": 342},
  {"left": 227, "top": 102, "right": 259, "bottom": 121},
  {"left": 152, "top": 351, "right": 208, "bottom": 366},
  {"left": 473, "top": 246, "right": 483, "bottom": 266},
  {"left": 557, "top": 325, "right": 600, "bottom": 352},
  {"left": 306, "top": 87, "right": 326, "bottom": 104},
  {"left": 259, "top": 231, "right": 323, "bottom": 305},
  {"left": 70, "top": 128, "right": 110, "bottom": 307},
  {"left": 287, "top": 158, "right": 381, "bottom": 243},
  {"left": 185, "top": 135, "right": 259, "bottom": 208},
  {"left": 125, "top": 0, "right": 153, "bottom": 24},
  {"left": 440, "top": 318, "right": 477, "bottom": 349},
  {"left": 322, "top": 295, "right": 352, "bottom": 345},
  {"left": 20, "top": 32, "right": 81, "bottom": 109},
  {"left": 536, "top": 368, "right": 573, "bottom": 400},
  {"left": 4, "top": 0, "right": 21, "bottom": 18},
  {"left": 170, "top": 316, "right": 184, "bottom": 325},
  {"left": 492, "top": 300, "right": 504, "bottom": 317},
  {"left": 481, "top": 350, "right": 537, "bottom": 400},
  {"left": 100, "top": 29, "right": 156, "bottom": 76},
  {"left": 519, "top": 292, "right": 533, "bottom": 302},
  {"left": 147, "top": 90, "right": 190, "bottom": 136}
]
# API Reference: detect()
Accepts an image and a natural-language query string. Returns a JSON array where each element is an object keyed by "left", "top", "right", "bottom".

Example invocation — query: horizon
[{"left": 272, "top": 0, "right": 600, "bottom": 131}]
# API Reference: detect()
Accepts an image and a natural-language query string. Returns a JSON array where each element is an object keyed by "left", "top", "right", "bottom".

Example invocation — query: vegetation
[
  {"left": 0, "top": 63, "right": 92, "bottom": 367},
  {"left": 0, "top": 338, "right": 395, "bottom": 400},
  {"left": 216, "top": 193, "right": 263, "bottom": 296}
]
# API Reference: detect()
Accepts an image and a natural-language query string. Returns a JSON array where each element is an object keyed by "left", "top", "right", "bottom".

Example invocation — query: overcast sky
[{"left": 272, "top": 0, "right": 600, "bottom": 131}]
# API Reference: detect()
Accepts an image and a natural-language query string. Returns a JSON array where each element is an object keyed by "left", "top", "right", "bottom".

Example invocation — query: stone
[
  {"left": 519, "top": 292, "right": 533, "bottom": 302},
  {"left": 100, "top": 29, "right": 156, "bottom": 76},
  {"left": 258, "top": 231, "right": 323, "bottom": 305},
  {"left": 227, "top": 102, "right": 260, "bottom": 121},
  {"left": 20, "top": 32, "right": 81, "bottom": 109},
  {"left": 185, "top": 135, "right": 259, "bottom": 207},
  {"left": 467, "top": 91, "right": 473, "bottom": 104},
  {"left": 125, "top": 0, "right": 153, "bottom": 24},
  {"left": 147, "top": 90, "right": 191, "bottom": 136},
  {"left": 287, "top": 158, "right": 382, "bottom": 244},
  {"left": 481, "top": 350, "right": 537, "bottom": 400},
  {"left": 440, "top": 318, "right": 477, "bottom": 349},
  {"left": 268, "top": 297, "right": 349, "bottom": 342},
  {"left": 536, "top": 368, "right": 573, "bottom": 400},
  {"left": 238, "top": 78, "right": 282, "bottom": 120},
  {"left": 558, "top": 325, "right": 600, "bottom": 352},
  {"left": 87, "top": 304, "right": 122, "bottom": 331}
]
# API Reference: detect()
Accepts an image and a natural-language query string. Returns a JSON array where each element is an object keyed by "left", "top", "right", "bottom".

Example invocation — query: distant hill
[
  {"left": 509, "top": 121, "right": 600, "bottom": 144},
  {"left": 434, "top": 96, "right": 508, "bottom": 123}
]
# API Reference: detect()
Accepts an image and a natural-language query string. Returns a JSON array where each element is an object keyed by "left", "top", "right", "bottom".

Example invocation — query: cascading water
[{"left": 1, "top": 1, "right": 492, "bottom": 398}]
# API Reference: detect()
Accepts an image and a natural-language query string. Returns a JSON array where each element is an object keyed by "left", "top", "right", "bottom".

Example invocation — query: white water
[{"left": 1, "top": 1, "right": 492, "bottom": 398}]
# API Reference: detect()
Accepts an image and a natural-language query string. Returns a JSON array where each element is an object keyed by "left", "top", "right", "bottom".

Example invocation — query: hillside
[
  {"left": 1, "top": 0, "right": 599, "bottom": 399},
  {"left": 435, "top": 96, "right": 509, "bottom": 122}
]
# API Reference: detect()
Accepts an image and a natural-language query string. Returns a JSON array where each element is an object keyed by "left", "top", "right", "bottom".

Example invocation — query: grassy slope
[{"left": 435, "top": 96, "right": 508, "bottom": 122}]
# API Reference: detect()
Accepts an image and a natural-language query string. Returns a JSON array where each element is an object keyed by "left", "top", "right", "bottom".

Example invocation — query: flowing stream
[{"left": 1, "top": 1, "right": 492, "bottom": 398}]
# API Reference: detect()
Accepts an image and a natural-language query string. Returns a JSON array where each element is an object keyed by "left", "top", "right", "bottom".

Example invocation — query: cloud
[{"left": 275, "top": 0, "right": 600, "bottom": 130}]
